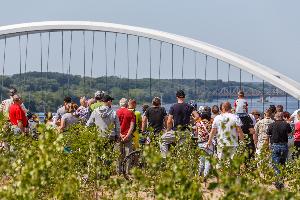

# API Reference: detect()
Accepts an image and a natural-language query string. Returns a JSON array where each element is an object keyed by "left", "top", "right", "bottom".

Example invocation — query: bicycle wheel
[{"left": 122, "top": 150, "right": 144, "bottom": 180}]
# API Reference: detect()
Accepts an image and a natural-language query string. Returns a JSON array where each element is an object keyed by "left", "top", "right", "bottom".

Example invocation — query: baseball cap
[
  {"left": 102, "top": 94, "right": 114, "bottom": 102},
  {"left": 176, "top": 90, "right": 185, "bottom": 98}
]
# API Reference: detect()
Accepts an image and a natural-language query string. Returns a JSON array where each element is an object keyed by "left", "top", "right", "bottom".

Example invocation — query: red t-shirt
[
  {"left": 116, "top": 107, "right": 135, "bottom": 136},
  {"left": 9, "top": 103, "right": 28, "bottom": 127},
  {"left": 294, "top": 122, "right": 300, "bottom": 142}
]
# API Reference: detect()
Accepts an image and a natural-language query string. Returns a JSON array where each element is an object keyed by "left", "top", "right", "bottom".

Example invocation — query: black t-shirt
[
  {"left": 169, "top": 103, "right": 194, "bottom": 130},
  {"left": 238, "top": 113, "right": 255, "bottom": 145},
  {"left": 267, "top": 120, "right": 292, "bottom": 144},
  {"left": 145, "top": 106, "right": 167, "bottom": 133}
]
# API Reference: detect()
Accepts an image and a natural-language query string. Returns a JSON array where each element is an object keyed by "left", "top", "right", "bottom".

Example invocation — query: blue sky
[{"left": 0, "top": 0, "right": 299, "bottom": 82}]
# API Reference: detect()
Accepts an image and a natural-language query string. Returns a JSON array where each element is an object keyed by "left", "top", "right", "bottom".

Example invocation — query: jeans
[
  {"left": 198, "top": 142, "right": 213, "bottom": 177},
  {"left": 271, "top": 143, "right": 288, "bottom": 175}
]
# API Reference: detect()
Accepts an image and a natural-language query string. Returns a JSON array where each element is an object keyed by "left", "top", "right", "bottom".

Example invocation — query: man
[
  {"left": 206, "top": 102, "right": 244, "bottom": 162},
  {"left": 0, "top": 88, "right": 27, "bottom": 119},
  {"left": 267, "top": 112, "right": 292, "bottom": 189},
  {"left": 90, "top": 91, "right": 105, "bottom": 111},
  {"left": 234, "top": 91, "right": 248, "bottom": 114},
  {"left": 142, "top": 97, "right": 167, "bottom": 135},
  {"left": 160, "top": 90, "right": 199, "bottom": 157},
  {"left": 9, "top": 95, "right": 28, "bottom": 134},
  {"left": 254, "top": 109, "right": 274, "bottom": 155},
  {"left": 116, "top": 98, "right": 135, "bottom": 172},
  {"left": 86, "top": 95, "right": 120, "bottom": 140},
  {"left": 54, "top": 96, "right": 72, "bottom": 125},
  {"left": 166, "top": 90, "right": 199, "bottom": 132},
  {"left": 128, "top": 99, "right": 142, "bottom": 149}
]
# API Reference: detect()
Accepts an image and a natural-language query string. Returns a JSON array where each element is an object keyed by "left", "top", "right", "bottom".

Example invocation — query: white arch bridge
[{"left": 0, "top": 21, "right": 299, "bottom": 111}]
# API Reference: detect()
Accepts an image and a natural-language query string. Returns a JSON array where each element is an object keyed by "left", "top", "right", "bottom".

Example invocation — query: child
[{"left": 234, "top": 91, "right": 248, "bottom": 114}]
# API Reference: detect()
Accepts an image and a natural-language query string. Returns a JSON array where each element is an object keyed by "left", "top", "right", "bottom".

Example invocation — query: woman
[
  {"left": 75, "top": 96, "right": 90, "bottom": 122},
  {"left": 58, "top": 103, "right": 79, "bottom": 132},
  {"left": 196, "top": 106, "right": 213, "bottom": 178}
]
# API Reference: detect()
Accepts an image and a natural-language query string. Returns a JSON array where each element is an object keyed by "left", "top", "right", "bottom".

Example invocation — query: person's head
[
  {"left": 102, "top": 94, "right": 114, "bottom": 107},
  {"left": 200, "top": 112, "right": 211, "bottom": 121},
  {"left": 152, "top": 97, "right": 161, "bottom": 107},
  {"left": 276, "top": 105, "right": 284, "bottom": 113},
  {"left": 212, "top": 105, "right": 219, "bottom": 115},
  {"left": 64, "top": 96, "right": 72, "bottom": 105},
  {"left": 238, "top": 91, "right": 245, "bottom": 98},
  {"left": 142, "top": 104, "right": 149, "bottom": 113},
  {"left": 222, "top": 102, "right": 232, "bottom": 113},
  {"left": 13, "top": 94, "right": 22, "bottom": 105},
  {"left": 274, "top": 112, "right": 283, "bottom": 121},
  {"left": 269, "top": 105, "right": 276, "bottom": 114},
  {"left": 264, "top": 109, "right": 272, "bottom": 118},
  {"left": 8, "top": 88, "right": 17, "bottom": 97},
  {"left": 128, "top": 99, "right": 137, "bottom": 109},
  {"left": 176, "top": 90, "right": 185, "bottom": 102},
  {"left": 283, "top": 111, "right": 291, "bottom": 121},
  {"left": 297, "top": 110, "right": 300, "bottom": 121},
  {"left": 95, "top": 91, "right": 105, "bottom": 101},
  {"left": 119, "top": 98, "right": 128, "bottom": 108},
  {"left": 80, "top": 96, "right": 87, "bottom": 107},
  {"left": 45, "top": 112, "right": 53, "bottom": 123},
  {"left": 251, "top": 109, "right": 261, "bottom": 120},
  {"left": 66, "top": 102, "right": 78, "bottom": 113}
]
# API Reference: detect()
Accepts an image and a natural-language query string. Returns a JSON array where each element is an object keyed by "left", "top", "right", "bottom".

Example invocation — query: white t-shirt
[
  {"left": 234, "top": 98, "right": 248, "bottom": 114},
  {"left": 212, "top": 113, "right": 242, "bottom": 147},
  {"left": 291, "top": 109, "right": 300, "bottom": 123}
]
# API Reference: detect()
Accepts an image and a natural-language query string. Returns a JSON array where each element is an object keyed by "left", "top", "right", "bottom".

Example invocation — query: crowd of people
[{"left": 1, "top": 88, "right": 300, "bottom": 189}]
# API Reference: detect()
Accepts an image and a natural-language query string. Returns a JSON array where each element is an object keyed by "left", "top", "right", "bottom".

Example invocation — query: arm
[
  {"left": 236, "top": 126, "right": 244, "bottom": 141},
  {"left": 250, "top": 128, "right": 257, "bottom": 146},
  {"left": 166, "top": 115, "right": 173, "bottom": 131},
  {"left": 192, "top": 110, "right": 200, "bottom": 121},
  {"left": 141, "top": 115, "right": 148, "bottom": 132},
  {"left": 206, "top": 128, "right": 217, "bottom": 148},
  {"left": 17, "top": 120, "right": 25, "bottom": 133},
  {"left": 114, "top": 114, "right": 120, "bottom": 138},
  {"left": 86, "top": 111, "right": 95, "bottom": 127},
  {"left": 58, "top": 118, "right": 66, "bottom": 132},
  {"left": 122, "top": 121, "right": 135, "bottom": 142}
]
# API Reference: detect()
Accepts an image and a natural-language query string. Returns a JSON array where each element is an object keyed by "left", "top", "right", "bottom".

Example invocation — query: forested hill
[{"left": 0, "top": 72, "right": 264, "bottom": 112}]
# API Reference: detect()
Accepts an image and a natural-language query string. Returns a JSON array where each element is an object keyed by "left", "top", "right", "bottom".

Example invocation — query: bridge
[{"left": 0, "top": 21, "right": 299, "bottom": 112}]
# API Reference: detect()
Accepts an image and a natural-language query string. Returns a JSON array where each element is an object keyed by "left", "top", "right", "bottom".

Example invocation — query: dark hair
[
  {"left": 276, "top": 105, "right": 284, "bottom": 112},
  {"left": 238, "top": 91, "right": 245, "bottom": 97},
  {"left": 200, "top": 112, "right": 211, "bottom": 121},
  {"left": 176, "top": 90, "right": 185, "bottom": 98},
  {"left": 269, "top": 105, "right": 276, "bottom": 113},
  {"left": 283, "top": 111, "right": 290, "bottom": 119},
  {"left": 64, "top": 96, "right": 72, "bottom": 103},
  {"left": 142, "top": 104, "right": 149, "bottom": 113},
  {"left": 152, "top": 97, "right": 161, "bottom": 106},
  {"left": 212, "top": 105, "right": 219, "bottom": 114}
]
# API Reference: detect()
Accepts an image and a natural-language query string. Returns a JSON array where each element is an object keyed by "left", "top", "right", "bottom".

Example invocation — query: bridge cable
[
  {"left": 158, "top": 41, "right": 162, "bottom": 95},
  {"left": 262, "top": 80, "right": 265, "bottom": 112},
  {"left": 18, "top": 35, "right": 22, "bottom": 95},
  {"left": 90, "top": 31, "right": 95, "bottom": 92},
  {"left": 1, "top": 36, "right": 6, "bottom": 102},
  {"left": 40, "top": 33, "right": 45, "bottom": 112},
  {"left": 181, "top": 47, "right": 185, "bottom": 90},
  {"left": 135, "top": 36, "right": 140, "bottom": 89},
  {"left": 83, "top": 31, "right": 86, "bottom": 93},
  {"left": 194, "top": 51, "right": 197, "bottom": 98},
  {"left": 113, "top": 33, "right": 117, "bottom": 77},
  {"left": 251, "top": 74, "right": 254, "bottom": 109},
  {"left": 239, "top": 69, "right": 243, "bottom": 91},
  {"left": 227, "top": 64, "right": 230, "bottom": 100},
  {"left": 126, "top": 34, "right": 130, "bottom": 98},
  {"left": 24, "top": 33, "right": 29, "bottom": 109},
  {"left": 67, "top": 31, "right": 73, "bottom": 95},
  {"left": 61, "top": 31, "right": 65, "bottom": 96},
  {"left": 285, "top": 92, "right": 288, "bottom": 111},
  {"left": 46, "top": 32, "right": 51, "bottom": 108},
  {"left": 149, "top": 38, "right": 152, "bottom": 97},
  {"left": 105, "top": 32, "right": 108, "bottom": 92},
  {"left": 216, "top": 59, "right": 219, "bottom": 104},
  {"left": 204, "top": 55, "right": 208, "bottom": 105},
  {"left": 171, "top": 44, "right": 174, "bottom": 89}
]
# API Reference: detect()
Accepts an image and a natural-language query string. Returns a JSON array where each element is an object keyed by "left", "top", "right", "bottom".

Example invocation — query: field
[{"left": 0, "top": 117, "right": 299, "bottom": 200}]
